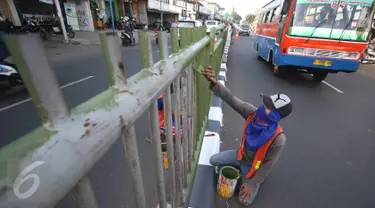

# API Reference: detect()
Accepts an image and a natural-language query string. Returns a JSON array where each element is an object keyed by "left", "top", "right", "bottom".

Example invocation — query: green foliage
[{"left": 244, "top": 14, "right": 256, "bottom": 24}]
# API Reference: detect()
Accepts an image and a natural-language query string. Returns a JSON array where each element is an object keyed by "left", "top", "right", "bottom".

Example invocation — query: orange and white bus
[{"left": 254, "top": 0, "right": 375, "bottom": 82}]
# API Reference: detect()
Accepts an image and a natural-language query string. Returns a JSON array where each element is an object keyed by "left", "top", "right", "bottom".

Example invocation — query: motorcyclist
[
  {"left": 123, "top": 17, "right": 135, "bottom": 45},
  {"left": 130, "top": 18, "right": 136, "bottom": 31},
  {"left": 230, "top": 23, "right": 236, "bottom": 44},
  {"left": 119, "top": 16, "right": 125, "bottom": 30}
]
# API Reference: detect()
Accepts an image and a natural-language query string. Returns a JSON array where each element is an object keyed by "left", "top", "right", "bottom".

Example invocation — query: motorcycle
[
  {"left": 362, "top": 35, "right": 375, "bottom": 64},
  {"left": 21, "top": 17, "right": 40, "bottom": 33},
  {"left": 0, "top": 57, "right": 23, "bottom": 95},
  {"left": 121, "top": 31, "right": 135, "bottom": 46},
  {"left": 46, "top": 22, "right": 75, "bottom": 38}
]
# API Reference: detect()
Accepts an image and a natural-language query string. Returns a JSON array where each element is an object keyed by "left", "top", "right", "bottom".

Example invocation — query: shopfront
[
  {"left": 73, "top": 0, "right": 94, "bottom": 31},
  {"left": 147, "top": 0, "right": 180, "bottom": 26},
  {"left": 198, "top": 4, "right": 210, "bottom": 21},
  {"left": 13, "top": 0, "right": 57, "bottom": 23},
  {"left": 13, "top": 0, "right": 94, "bottom": 31}
]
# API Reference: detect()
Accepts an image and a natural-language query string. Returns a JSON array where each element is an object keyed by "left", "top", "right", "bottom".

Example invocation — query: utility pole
[
  {"left": 185, "top": 0, "right": 187, "bottom": 17},
  {"left": 53, "top": 0, "right": 68, "bottom": 42},
  {"left": 195, "top": 0, "right": 198, "bottom": 19},
  {"left": 109, "top": 0, "right": 115, "bottom": 32},
  {"left": 160, "top": 0, "right": 163, "bottom": 27}
]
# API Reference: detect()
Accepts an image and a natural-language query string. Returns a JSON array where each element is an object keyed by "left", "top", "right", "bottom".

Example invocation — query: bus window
[
  {"left": 264, "top": 10, "right": 271, "bottom": 23},
  {"left": 288, "top": 0, "right": 374, "bottom": 41},
  {"left": 271, "top": 6, "right": 281, "bottom": 22},
  {"left": 260, "top": 13, "right": 265, "bottom": 23}
]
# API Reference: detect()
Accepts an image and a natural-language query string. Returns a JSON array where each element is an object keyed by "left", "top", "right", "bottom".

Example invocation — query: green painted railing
[{"left": 0, "top": 26, "right": 228, "bottom": 208}]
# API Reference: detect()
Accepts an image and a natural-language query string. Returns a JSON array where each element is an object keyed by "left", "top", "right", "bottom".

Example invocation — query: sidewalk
[{"left": 48, "top": 29, "right": 158, "bottom": 45}]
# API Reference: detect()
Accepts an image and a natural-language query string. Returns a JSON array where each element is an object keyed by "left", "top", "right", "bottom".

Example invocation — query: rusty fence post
[
  {"left": 71, "top": 176, "right": 100, "bottom": 208},
  {"left": 139, "top": 31, "right": 168, "bottom": 208},
  {"left": 4, "top": 34, "right": 69, "bottom": 124},
  {"left": 159, "top": 31, "right": 177, "bottom": 208},
  {"left": 5, "top": 34, "right": 100, "bottom": 208},
  {"left": 178, "top": 29, "right": 190, "bottom": 183},
  {"left": 101, "top": 32, "right": 147, "bottom": 208}
]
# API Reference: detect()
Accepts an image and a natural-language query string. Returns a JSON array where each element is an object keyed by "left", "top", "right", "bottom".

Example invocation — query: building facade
[{"left": 0, "top": 0, "right": 215, "bottom": 32}]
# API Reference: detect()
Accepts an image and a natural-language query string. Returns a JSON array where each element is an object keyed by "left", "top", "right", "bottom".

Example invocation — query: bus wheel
[{"left": 313, "top": 71, "right": 328, "bottom": 82}]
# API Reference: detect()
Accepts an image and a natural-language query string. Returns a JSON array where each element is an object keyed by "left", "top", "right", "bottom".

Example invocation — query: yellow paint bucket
[
  {"left": 217, "top": 166, "right": 241, "bottom": 198},
  {"left": 161, "top": 143, "right": 168, "bottom": 169}
]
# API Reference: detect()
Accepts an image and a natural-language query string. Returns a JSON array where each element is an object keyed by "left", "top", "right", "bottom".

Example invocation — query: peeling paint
[
  {"left": 119, "top": 90, "right": 134, "bottom": 94},
  {"left": 118, "top": 62, "right": 126, "bottom": 81},
  {"left": 0, "top": 126, "right": 57, "bottom": 184},
  {"left": 128, "top": 69, "right": 154, "bottom": 83},
  {"left": 72, "top": 87, "right": 119, "bottom": 115}
]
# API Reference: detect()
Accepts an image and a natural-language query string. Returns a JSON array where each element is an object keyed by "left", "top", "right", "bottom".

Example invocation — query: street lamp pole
[
  {"left": 185, "top": 0, "right": 187, "bottom": 17},
  {"left": 195, "top": 0, "right": 198, "bottom": 19},
  {"left": 53, "top": 0, "right": 68, "bottom": 42},
  {"left": 160, "top": 0, "right": 163, "bottom": 28},
  {"left": 109, "top": 0, "right": 115, "bottom": 32}
]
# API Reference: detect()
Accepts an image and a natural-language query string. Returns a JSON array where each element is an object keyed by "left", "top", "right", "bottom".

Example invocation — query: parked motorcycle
[
  {"left": 121, "top": 31, "right": 135, "bottom": 46},
  {"left": 0, "top": 57, "right": 23, "bottom": 95},
  {"left": 42, "top": 20, "right": 75, "bottom": 38},
  {"left": 22, "top": 17, "right": 40, "bottom": 33}
]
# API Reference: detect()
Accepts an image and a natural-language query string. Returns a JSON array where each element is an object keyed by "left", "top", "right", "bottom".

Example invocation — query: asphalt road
[
  {"left": 0, "top": 40, "right": 172, "bottom": 207},
  {"left": 215, "top": 36, "right": 375, "bottom": 208}
]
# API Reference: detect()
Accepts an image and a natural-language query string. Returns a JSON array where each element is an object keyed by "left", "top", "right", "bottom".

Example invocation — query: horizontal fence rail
[{"left": 0, "top": 26, "right": 228, "bottom": 208}]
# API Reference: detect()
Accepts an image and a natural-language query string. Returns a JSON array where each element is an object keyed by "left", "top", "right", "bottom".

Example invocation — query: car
[
  {"left": 156, "top": 20, "right": 203, "bottom": 44},
  {"left": 205, "top": 20, "right": 219, "bottom": 34},
  {"left": 239, "top": 24, "right": 251, "bottom": 36}
]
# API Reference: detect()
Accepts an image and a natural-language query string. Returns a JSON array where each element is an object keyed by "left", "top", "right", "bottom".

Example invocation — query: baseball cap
[{"left": 261, "top": 94, "right": 292, "bottom": 118}]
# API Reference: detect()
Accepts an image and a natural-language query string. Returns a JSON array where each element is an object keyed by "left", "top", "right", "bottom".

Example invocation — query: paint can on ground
[
  {"left": 217, "top": 166, "right": 241, "bottom": 198},
  {"left": 161, "top": 143, "right": 168, "bottom": 169}
]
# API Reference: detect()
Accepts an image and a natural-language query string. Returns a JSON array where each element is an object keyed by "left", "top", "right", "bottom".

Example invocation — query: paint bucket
[
  {"left": 161, "top": 143, "right": 168, "bottom": 169},
  {"left": 217, "top": 166, "right": 241, "bottom": 198}
]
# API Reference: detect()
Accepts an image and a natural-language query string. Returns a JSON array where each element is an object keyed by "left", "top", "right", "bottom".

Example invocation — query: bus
[{"left": 254, "top": 0, "right": 375, "bottom": 82}]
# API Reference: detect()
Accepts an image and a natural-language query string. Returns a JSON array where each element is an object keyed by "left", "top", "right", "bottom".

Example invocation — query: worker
[{"left": 202, "top": 65, "right": 292, "bottom": 206}]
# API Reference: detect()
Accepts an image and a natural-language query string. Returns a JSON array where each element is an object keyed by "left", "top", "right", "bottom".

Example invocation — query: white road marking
[
  {"left": 60, "top": 76, "right": 94, "bottom": 88},
  {"left": 322, "top": 80, "right": 344, "bottom": 94},
  {"left": 0, "top": 76, "right": 95, "bottom": 113},
  {"left": 309, "top": 74, "right": 344, "bottom": 94},
  {"left": 0, "top": 98, "right": 32, "bottom": 112}
]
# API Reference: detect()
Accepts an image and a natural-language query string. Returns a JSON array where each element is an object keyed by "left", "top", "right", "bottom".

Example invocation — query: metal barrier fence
[{"left": 0, "top": 26, "right": 227, "bottom": 208}]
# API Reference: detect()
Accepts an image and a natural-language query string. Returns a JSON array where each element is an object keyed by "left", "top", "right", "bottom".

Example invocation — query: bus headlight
[
  {"left": 288, "top": 47, "right": 305, "bottom": 55},
  {"left": 342, "top": 52, "right": 360, "bottom": 60}
]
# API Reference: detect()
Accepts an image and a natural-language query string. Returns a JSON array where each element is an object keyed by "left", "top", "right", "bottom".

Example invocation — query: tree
[{"left": 245, "top": 14, "right": 256, "bottom": 24}]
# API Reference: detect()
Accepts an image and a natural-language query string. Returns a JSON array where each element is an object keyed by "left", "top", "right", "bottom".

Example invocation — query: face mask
[
  {"left": 245, "top": 105, "right": 281, "bottom": 151},
  {"left": 254, "top": 105, "right": 281, "bottom": 126}
]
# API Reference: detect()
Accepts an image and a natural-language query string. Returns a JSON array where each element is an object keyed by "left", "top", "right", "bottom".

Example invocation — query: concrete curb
[{"left": 188, "top": 27, "right": 232, "bottom": 208}]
